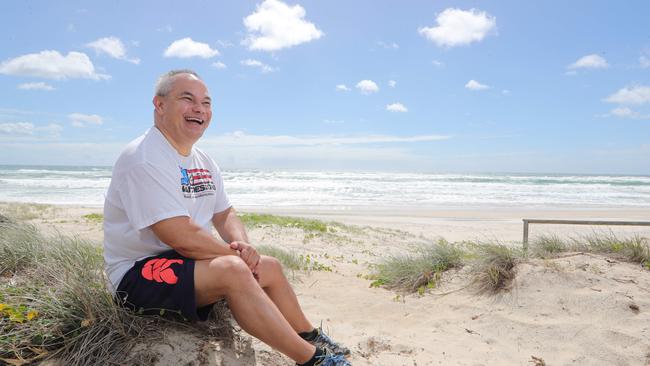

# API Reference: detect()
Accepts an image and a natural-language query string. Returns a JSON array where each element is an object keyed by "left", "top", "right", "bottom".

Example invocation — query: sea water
[{"left": 1, "top": 165, "right": 649, "bottom": 209}]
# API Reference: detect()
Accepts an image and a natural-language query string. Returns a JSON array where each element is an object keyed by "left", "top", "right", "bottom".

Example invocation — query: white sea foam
[{"left": 1, "top": 166, "right": 649, "bottom": 208}]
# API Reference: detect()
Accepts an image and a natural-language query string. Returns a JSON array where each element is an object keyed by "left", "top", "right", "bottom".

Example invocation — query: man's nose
[{"left": 192, "top": 101, "right": 208, "bottom": 114}]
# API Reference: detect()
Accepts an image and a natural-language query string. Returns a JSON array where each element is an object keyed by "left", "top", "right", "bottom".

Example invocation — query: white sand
[{"left": 3, "top": 202, "right": 650, "bottom": 365}]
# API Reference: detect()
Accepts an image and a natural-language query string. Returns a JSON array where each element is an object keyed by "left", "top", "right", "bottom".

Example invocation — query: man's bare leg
[
  {"left": 256, "top": 255, "right": 313, "bottom": 333},
  {"left": 194, "top": 255, "right": 315, "bottom": 364}
]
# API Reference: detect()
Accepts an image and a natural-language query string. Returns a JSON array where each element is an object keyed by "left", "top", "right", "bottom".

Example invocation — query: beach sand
[{"left": 3, "top": 202, "right": 650, "bottom": 365}]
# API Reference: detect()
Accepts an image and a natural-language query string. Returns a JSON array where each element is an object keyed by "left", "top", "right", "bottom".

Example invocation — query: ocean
[{"left": 1, "top": 165, "right": 650, "bottom": 209}]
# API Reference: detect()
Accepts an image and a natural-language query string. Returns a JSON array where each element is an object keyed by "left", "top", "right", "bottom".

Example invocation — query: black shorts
[{"left": 115, "top": 250, "right": 213, "bottom": 321}]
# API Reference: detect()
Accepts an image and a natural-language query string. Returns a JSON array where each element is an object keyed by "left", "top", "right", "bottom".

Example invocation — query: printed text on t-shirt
[{"left": 179, "top": 167, "right": 216, "bottom": 198}]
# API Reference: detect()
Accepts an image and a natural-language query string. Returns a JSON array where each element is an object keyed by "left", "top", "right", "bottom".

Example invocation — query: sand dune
[{"left": 4, "top": 202, "right": 650, "bottom": 365}]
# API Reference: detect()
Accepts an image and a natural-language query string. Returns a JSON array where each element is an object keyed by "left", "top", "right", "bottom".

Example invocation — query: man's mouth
[{"left": 184, "top": 116, "right": 204, "bottom": 125}]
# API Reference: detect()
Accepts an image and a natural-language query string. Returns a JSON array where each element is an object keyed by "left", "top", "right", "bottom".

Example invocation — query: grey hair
[{"left": 154, "top": 69, "right": 202, "bottom": 97}]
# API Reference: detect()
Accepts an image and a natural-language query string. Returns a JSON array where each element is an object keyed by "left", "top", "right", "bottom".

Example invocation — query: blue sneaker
[
  {"left": 314, "top": 349, "right": 352, "bottom": 366},
  {"left": 311, "top": 328, "right": 351, "bottom": 356}
]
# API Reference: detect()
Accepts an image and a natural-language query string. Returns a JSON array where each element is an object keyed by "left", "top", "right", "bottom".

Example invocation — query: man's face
[{"left": 154, "top": 73, "right": 212, "bottom": 148}]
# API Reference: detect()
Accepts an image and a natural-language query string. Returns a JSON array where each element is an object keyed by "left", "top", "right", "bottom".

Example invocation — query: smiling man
[{"left": 103, "top": 70, "right": 350, "bottom": 366}]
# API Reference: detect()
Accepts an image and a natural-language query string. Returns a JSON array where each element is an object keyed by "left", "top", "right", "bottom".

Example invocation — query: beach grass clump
[
  {"left": 0, "top": 220, "right": 47, "bottom": 275},
  {"left": 0, "top": 217, "right": 230, "bottom": 366},
  {"left": 531, "top": 234, "right": 568, "bottom": 258},
  {"left": 369, "top": 240, "right": 464, "bottom": 293},
  {"left": 239, "top": 212, "right": 330, "bottom": 233},
  {"left": 578, "top": 233, "right": 650, "bottom": 265},
  {"left": 257, "top": 244, "right": 303, "bottom": 271},
  {"left": 471, "top": 244, "right": 520, "bottom": 294},
  {"left": 1, "top": 202, "right": 55, "bottom": 221},
  {"left": 83, "top": 213, "right": 104, "bottom": 223}
]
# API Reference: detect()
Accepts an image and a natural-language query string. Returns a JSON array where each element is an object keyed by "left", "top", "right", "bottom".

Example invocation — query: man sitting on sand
[{"left": 103, "top": 69, "right": 351, "bottom": 366}]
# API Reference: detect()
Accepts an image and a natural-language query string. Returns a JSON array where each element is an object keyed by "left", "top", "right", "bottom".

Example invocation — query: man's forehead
[{"left": 170, "top": 74, "right": 209, "bottom": 95}]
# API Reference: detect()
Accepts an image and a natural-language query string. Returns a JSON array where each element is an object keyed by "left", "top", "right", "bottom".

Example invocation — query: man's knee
[
  {"left": 260, "top": 255, "right": 282, "bottom": 273},
  {"left": 208, "top": 255, "right": 253, "bottom": 283}
]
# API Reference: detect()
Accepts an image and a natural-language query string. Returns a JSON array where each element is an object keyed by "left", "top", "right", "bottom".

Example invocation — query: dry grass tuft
[
  {"left": 531, "top": 234, "right": 567, "bottom": 258},
  {"left": 471, "top": 244, "right": 520, "bottom": 294},
  {"left": 369, "top": 240, "right": 464, "bottom": 293},
  {"left": 0, "top": 216, "right": 232, "bottom": 365}
]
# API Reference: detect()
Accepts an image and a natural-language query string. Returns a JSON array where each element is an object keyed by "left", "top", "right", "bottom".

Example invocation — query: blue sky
[{"left": 1, "top": 0, "right": 649, "bottom": 174}]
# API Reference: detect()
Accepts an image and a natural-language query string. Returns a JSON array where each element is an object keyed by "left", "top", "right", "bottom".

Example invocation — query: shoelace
[
  {"left": 316, "top": 331, "right": 347, "bottom": 353},
  {"left": 315, "top": 353, "right": 350, "bottom": 366}
]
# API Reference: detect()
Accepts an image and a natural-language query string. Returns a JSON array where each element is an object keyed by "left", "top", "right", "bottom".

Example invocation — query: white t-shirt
[{"left": 103, "top": 127, "right": 231, "bottom": 293}]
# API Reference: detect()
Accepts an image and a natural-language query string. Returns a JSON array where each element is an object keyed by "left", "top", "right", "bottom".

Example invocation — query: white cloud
[
  {"left": 568, "top": 54, "right": 609, "bottom": 69},
  {"left": 0, "top": 50, "right": 110, "bottom": 80},
  {"left": 323, "top": 119, "right": 344, "bottom": 124},
  {"left": 605, "top": 86, "right": 650, "bottom": 105},
  {"left": 243, "top": 0, "right": 323, "bottom": 51},
  {"left": 18, "top": 82, "right": 55, "bottom": 91},
  {"left": 599, "top": 107, "right": 650, "bottom": 120},
  {"left": 356, "top": 80, "right": 379, "bottom": 94},
  {"left": 0, "top": 122, "right": 34, "bottom": 135},
  {"left": 241, "top": 59, "right": 275, "bottom": 73},
  {"left": 212, "top": 61, "right": 227, "bottom": 69},
  {"left": 336, "top": 84, "right": 350, "bottom": 92},
  {"left": 465, "top": 79, "right": 489, "bottom": 90},
  {"left": 157, "top": 25, "right": 173, "bottom": 33},
  {"left": 0, "top": 122, "right": 62, "bottom": 139},
  {"left": 164, "top": 38, "right": 219, "bottom": 58},
  {"left": 502, "top": 89, "right": 510, "bottom": 95},
  {"left": 86, "top": 36, "right": 140, "bottom": 64},
  {"left": 617, "top": 107, "right": 649, "bottom": 119},
  {"left": 386, "top": 103, "right": 408, "bottom": 112},
  {"left": 640, "top": 56, "right": 650, "bottom": 69},
  {"left": 217, "top": 40, "right": 234, "bottom": 48},
  {"left": 376, "top": 41, "right": 399, "bottom": 49},
  {"left": 419, "top": 8, "right": 496, "bottom": 47},
  {"left": 431, "top": 59, "right": 444, "bottom": 67},
  {"left": 203, "top": 131, "right": 448, "bottom": 147},
  {"left": 68, "top": 113, "right": 103, "bottom": 127},
  {"left": 388, "top": 80, "right": 396, "bottom": 88}
]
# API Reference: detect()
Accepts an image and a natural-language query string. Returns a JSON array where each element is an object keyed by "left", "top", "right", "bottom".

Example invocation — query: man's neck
[{"left": 154, "top": 125, "right": 192, "bottom": 156}]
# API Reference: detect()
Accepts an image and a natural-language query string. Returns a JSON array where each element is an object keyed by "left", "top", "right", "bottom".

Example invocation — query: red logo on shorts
[{"left": 141, "top": 258, "right": 184, "bottom": 284}]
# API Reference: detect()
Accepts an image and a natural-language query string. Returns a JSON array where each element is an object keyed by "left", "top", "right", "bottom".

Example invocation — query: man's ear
[{"left": 153, "top": 95, "right": 165, "bottom": 114}]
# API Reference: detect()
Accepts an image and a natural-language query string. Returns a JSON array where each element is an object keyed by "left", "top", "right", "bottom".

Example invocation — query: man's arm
[
  {"left": 212, "top": 206, "right": 249, "bottom": 243},
  {"left": 212, "top": 207, "right": 260, "bottom": 273},
  {"left": 151, "top": 216, "right": 238, "bottom": 260}
]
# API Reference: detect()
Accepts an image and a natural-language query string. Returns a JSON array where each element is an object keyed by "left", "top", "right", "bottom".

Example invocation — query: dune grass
[
  {"left": 0, "top": 217, "right": 236, "bottom": 366},
  {"left": 530, "top": 232, "right": 650, "bottom": 267},
  {"left": 257, "top": 244, "right": 303, "bottom": 271},
  {"left": 82, "top": 213, "right": 104, "bottom": 223},
  {"left": 470, "top": 244, "right": 520, "bottom": 294},
  {"left": 369, "top": 231, "right": 649, "bottom": 295},
  {"left": 0, "top": 214, "right": 337, "bottom": 365},
  {"left": 0, "top": 219, "right": 154, "bottom": 365},
  {"left": 368, "top": 240, "right": 464, "bottom": 294},
  {"left": 0, "top": 202, "right": 55, "bottom": 221},
  {"left": 239, "top": 212, "right": 330, "bottom": 233},
  {"left": 531, "top": 234, "right": 567, "bottom": 258}
]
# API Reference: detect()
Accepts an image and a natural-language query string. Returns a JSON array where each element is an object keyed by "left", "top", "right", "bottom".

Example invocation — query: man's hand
[{"left": 229, "top": 241, "right": 261, "bottom": 275}]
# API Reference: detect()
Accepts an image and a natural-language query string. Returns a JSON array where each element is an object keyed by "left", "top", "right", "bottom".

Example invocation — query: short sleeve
[
  {"left": 210, "top": 160, "right": 232, "bottom": 214},
  {"left": 117, "top": 163, "right": 189, "bottom": 230}
]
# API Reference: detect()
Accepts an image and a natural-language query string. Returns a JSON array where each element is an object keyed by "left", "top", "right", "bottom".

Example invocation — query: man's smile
[{"left": 184, "top": 116, "right": 205, "bottom": 125}]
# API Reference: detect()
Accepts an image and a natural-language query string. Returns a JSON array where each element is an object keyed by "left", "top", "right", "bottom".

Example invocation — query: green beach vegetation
[
  {"left": 82, "top": 213, "right": 104, "bottom": 223},
  {"left": 0, "top": 217, "right": 169, "bottom": 365},
  {"left": 2, "top": 206, "right": 649, "bottom": 363},
  {"left": 239, "top": 212, "right": 331, "bottom": 233},
  {"left": 368, "top": 240, "right": 464, "bottom": 293},
  {"left": 367, "top": 232, "right": 650, "bottom": 295},
  {"left": 0, "top": 213, "right": 338, "bottom": 365}
]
